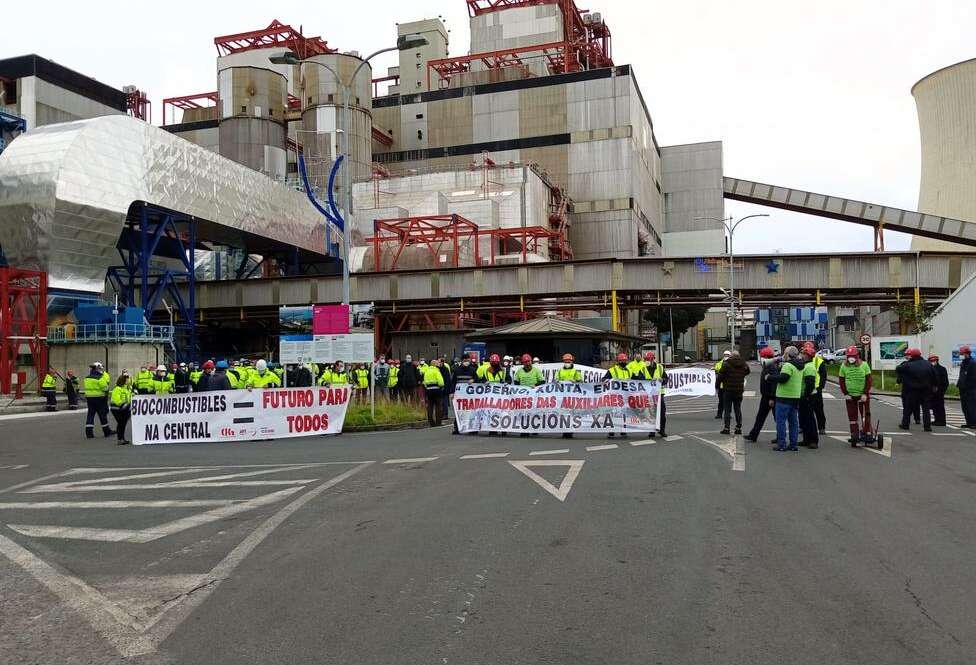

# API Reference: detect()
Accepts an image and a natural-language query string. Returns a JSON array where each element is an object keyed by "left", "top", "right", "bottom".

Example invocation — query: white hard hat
[
  {"left": 157, "top": 364, "right": 167, "bottom": 372},
  {"left": 723, "top": 350, "right": 732, "bottom": 357},
  {"left": 92, "top": 361, "right": 103, "bottom": 368},
  {"left": 256, "top": 359, "right": 268, "bottom": 372}
]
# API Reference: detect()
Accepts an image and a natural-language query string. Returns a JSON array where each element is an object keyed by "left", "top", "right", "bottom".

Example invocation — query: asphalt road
[{"left": 1, "top": 380, "right": 974, "bottom": 665}]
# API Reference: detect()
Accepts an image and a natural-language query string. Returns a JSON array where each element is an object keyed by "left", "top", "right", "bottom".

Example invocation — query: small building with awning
[{"left": 464, "top": 316, "right": 647, "bottom": 365}]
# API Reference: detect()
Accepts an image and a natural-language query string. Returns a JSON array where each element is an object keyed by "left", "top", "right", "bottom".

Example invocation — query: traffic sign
[{"left": 859, "top": 333, "right": 872, "bottom": 345}]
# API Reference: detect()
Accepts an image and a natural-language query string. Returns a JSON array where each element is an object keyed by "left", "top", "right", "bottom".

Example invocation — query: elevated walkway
[{"left": 724, "top": 177, "right": 976, "bottom": 250}]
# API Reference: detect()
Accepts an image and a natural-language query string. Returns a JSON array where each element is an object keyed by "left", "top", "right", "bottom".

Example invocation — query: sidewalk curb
[{"left": 343, "top": 420, "right": 429, "bottom": 433}]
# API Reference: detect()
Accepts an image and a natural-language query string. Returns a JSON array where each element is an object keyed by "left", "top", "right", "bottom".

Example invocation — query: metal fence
[{"left": 47, "top": 324, "right": 174, "bottom": 345}]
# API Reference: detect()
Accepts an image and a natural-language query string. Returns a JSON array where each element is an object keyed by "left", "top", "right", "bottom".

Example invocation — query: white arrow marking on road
[{"left": 508, "top": 460, "right": 584, "bottom": 502}]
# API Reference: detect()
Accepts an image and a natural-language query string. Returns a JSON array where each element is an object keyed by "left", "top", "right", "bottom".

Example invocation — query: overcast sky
[{"left": 8, "top": 0, "right": 975, "bottom": 253}]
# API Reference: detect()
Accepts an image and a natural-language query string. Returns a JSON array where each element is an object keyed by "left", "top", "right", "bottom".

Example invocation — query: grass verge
[{"left": 344, "top": 400, "right": 427, "bottom": 428}]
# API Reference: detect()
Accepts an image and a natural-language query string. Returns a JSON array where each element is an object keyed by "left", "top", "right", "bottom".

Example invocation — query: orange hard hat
[
  {"left": 644, "top": 351, "right": 656, "bottom": 361},
  {"left": 616, "top": 353, "right": 628, "bottom": 362},
  {"left": 562, "top": 353, "right": 574, "bottom": 362},
  {"left": 521, "top": 353, "right": 532, "bottom": 364}
]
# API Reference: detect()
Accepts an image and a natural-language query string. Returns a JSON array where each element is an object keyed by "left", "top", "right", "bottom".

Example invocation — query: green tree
[
  {"left": 642, "top": 306, "right": 708, "bottom": 338},
  {"left": 893, "top": 301, "right": 937, "bottom": 335}
]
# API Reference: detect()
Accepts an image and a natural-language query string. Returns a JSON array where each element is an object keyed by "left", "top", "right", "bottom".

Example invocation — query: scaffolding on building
[
  {"left": 430, "top": 0, "right": 613, "bottom": 88},
  {"left": 213, "top": 19, "right": 335, "bottom": 57},
  {"left": 0, "top": 267, "right": 47, "bottom": 395},
  {"left": 161, "top": 91, "right": 218, "bottom": 126}
]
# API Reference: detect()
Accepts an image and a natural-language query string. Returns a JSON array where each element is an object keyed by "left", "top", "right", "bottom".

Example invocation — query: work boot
[
  {"left": 923, "top": 427, "right": 932, "bottom": 432},
  {"left": 720, "top": 428, "right": 730, "bottom": 435},
  {"left": 85, "top": 427, "right": 95, "bottom": 440},
  {"left": 659, "top": 431, "right": 667, "bottom": 438},
  {"left": 734, "top": 427, "right": 742, "bottom": 435},
  {"left": 714, "top": 413, "right": 723, "bottom": 420},
  {"left": 648, "top": 432, "right": 656, "bottom": 439},
  {"left": 808, "top": 443, "right": 819, "bottom": 449},
  {"left": 744, "top": 434, "right": 757, "bottom": 442},
  {"left": 898, "top": 424, "right": 910, "bottom": 431},
  {"left": 608, "top": 432, "right": 616, "bottom": 438},
  {"left": 519, "top": 433, "right": 529, "bottom": 438},
  {"left": 102, "top": 426, "right": 115, "bottom": 437},
  {"left": 562, "top": 433, "right": 573, "bottom": 439},
  {"left": 117, "top": 440, "right": 130, "bottom": 446}
]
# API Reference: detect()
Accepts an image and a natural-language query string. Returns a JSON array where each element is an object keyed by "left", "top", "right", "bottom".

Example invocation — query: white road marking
[
  {"left": 742, "top": 391, "right": 756, "bottom": 398},
  {"left": 0, "top": 464, "right": 29, "bottom": 470},
  {"left": 529, "top": 448, "right": 570, "bottom": 456},
  {"left": 688, "top": 434, "right": 736, "bottom": 468},
  {"left": 629, "top": 440, "right": 655, "bottom": 447},
  {"left": 932, "top": 433, "right": 965, "bottom": 437},
  {"left": 822, "top": 393, "right": 837, "bottom": 399},
  {"left": 459, "top": 453, "right": 510, "bottom": 459},
  {"left": 8, "top": 487, "right": 304, "bottom": 543},
  {"left": 0, "top": 500, "right": 238, "bottom": 509},
  {"left": 947, "top": 424, "right": 975, "bottom": 437},
  {"left": 0, "top": 469, "right": 74, "bottom": 495},
  {"left": 22, "top": 480, "right": 316, "bottom": 492},
  {"left": 665, "top": 435, "right": 684, "bottom": 442},
  {"left": 830, "top": 435, "right": 892, "bottom": 458},
  {"left": 508, "top": 460, "right": 584, "bottom": 502},
  {"left": 585, "top": 444, "right": 618, "bottom": 452},
  {"left": 383, "top": 457, "right": 439, "bottom": 464},
  {"left": 0, "top": 461, "right": 373, "bottom": 658},
  {"left": 0, "top": 410, "right": 86, "bottom": 421}
]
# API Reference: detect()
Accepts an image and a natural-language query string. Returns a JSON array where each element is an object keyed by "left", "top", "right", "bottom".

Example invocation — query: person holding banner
[
  {"left": 248, "top": 360, "right": 282, "bottom": 389},
  {"left": 135, "top": 365, "right": 154, "bottom": 395},
  {"left": 633, "top": 351, "right": 668, "bottom": 438},
  {"left": 203, "top": 360, "right": 233, "bottom": 391},
  {"left": 605, "top": 353, "right": 632, "bottom": 438},
  {"left": 514, "top": 354, "right": 545, "bottom": 438},
  {"left": 109, "top": 373, "right": 133, "bottom": 446},
  {"left": 556, "top": 354, "right": 584, "bottom": 439},
  {"left": 41, "top": 368, "right": 59, "bottom": 411},
  {"left": 83, "top": 362, "right": 114, "bottom": 440},
  {"left": 745, "top": 347, "right": 778, "bottom": 443}
]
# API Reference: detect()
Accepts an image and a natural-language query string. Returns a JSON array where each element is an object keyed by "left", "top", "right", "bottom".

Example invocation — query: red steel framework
[
  {"left": 125, "top": 89, "right": 151, "bottom": 123},
  {"left": 213, "top": 20, "right": 335, "bottom": 58},
  {"left": 161, "top": 91, "right": 218, "bottom": 126},
  {"left": 366, "top": 215, "right": 570, "bottom": 271},
  {"left": 431, "top": 0, "right": 612, "bottom": 87},
  {"left": 0, "top": 268, "right": 47, "bottom": 396}
]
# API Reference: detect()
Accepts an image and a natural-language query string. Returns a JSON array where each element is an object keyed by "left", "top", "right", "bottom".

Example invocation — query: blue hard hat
[{"left": 216, "top": 360, "right": 229, "bottom": 369}]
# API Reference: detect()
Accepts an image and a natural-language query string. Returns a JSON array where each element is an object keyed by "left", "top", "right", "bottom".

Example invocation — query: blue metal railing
[{"left": 47, "top": 324, "right": 175, "bottom": 345}]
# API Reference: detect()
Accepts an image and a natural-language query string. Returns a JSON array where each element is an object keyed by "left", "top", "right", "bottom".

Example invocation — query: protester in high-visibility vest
[
  {"left": 83, "top": 362, "right": 114, "bottom": 439},
  {"left": 839, "top": 345, "right": 874, "bottom": 442},
  {"left": 769, "top": 346, "right": 805, "bottom": 451},
  {"left": 626, "top": 354, "right": 644, "bottom": 378},
  {"left": 326, "top": 362, "right": 350, "bottom": 386},
  {"left": 189, "top": 364, "right": 204, "bottom": 391},
  {"left": 811, "top": 352, "right": 828, "bottom": 434},
  {"left": 714, "top": 349, "right": 731, "bottom": 419},
  {"left": 354, "top": 364, "right": 369, "bottom": 401},
  {"left": 422, "top": 359, "right": 446, "bottom": 427},
  {"left": 556, "top": 353, "right": 583, "bottom": 439},
  {"left": 248, "top": 359, "right": 282, "bottom": 389},
  {"left": 41, "top": 369, "right": 58, "bottom": 411},
  {"left": 388, "top": 360, "right": 400, "bottom": 400},
  {"left": 109, "top": 373, "right": 133, "bottom": 445},
  {"left": 797, "top": 344, "right": 820, "bottom": 448},
  {"left": 135, "top": 366, "right": 154, "bottom": 395},
  {"left": 604, "top": 353, "right": 632, "bottom": 438},
  {"left": 634, "top": 351, "right": 668, "bottom": 439},
  {"left": 152, "top": 365, "right": 174, "bottom": 396}
]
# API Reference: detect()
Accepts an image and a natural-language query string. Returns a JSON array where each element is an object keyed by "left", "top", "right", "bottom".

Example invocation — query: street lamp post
[
  {"left": 695, "top": 214, "right": 769, "bottom": 349},
  {"left": 271, "top": 34, "right": 428, "bottom": 324}
]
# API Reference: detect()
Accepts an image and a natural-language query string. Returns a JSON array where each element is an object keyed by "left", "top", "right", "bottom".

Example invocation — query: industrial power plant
[{"left": 2, "top": 0, "right": 976, "bottom": 387}]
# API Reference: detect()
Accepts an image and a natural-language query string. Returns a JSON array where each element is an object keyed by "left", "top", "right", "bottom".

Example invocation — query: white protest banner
[
  {"left": 538, "top": 363, "right": 607, "bottom": 383},
  {"left": 453, "top": 380, "right": 661, "bottom": 434},
  {"left": 131, "top": 387, "right": 352, "bottom": 445},
  {"left": 664, "top": 367, "right": 717, "bottom": 397}
]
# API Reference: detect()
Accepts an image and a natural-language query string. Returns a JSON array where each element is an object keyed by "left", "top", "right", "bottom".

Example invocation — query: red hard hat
[
  {"left": 907, "top": 348, "right": 923, "bottom": 358},
  {"left": 961, "top": 345, "right": 972, "bottom": 355},
  {"left": 521, "top": 354, "right": 532, "bottom": 363},
  {"left": 644, "top": 351, "right": 656, "bottom": 361},
  {"left": 928, "top": 354, "right": 939, "bottom": 362},
  {"left": 202, "top": 360, "right": 215, "bottom": 370},
  {"left": 759, "top": 347, "right": 775, "bottom": 359},
  {"left": 489, "top": 354, "right": 501, "bottom": 363},
  {"left": 616, "top": 353, "right": 628, "bottom": 362},
  {"left": 846, "top": 346, "right": 860, "bottom": 357},
  {"left": 562, "top": 353, "right": 574, "bottom": 362},
  {"left": 803, "top": 343, "right": 816, "bottom": 355}
]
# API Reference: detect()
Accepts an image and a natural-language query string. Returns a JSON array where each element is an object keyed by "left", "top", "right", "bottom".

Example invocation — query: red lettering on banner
[
  {"left": 628, "top": 395, "right": 650, "bottom": 408},
  {"left": 535, "top": 396, "right": 556, "bottom": 409},
  {"left": 318, "top": 388, "right": 349, "bottom": 406},
  {"left": 263, "top": 389, "right": 315, "bottom": 409},
  {"left": 286, "top": 413, "right": 331, "bottom": 433}
]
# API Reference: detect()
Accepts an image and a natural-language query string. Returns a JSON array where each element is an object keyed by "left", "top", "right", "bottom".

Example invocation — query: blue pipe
[{"left": 298, "top": 153, "right": 343, "bottom": 231}]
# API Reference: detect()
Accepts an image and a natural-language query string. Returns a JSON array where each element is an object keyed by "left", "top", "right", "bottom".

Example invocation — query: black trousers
[
  {"left": 901, "top": 389, "right": 930, "bottom": 429},
  {"left": 111, "top": 406, "right": 130, "bottom": 441},
  {"left": 748, "top": 398, "right": 773, "bottom": 439},
  {"left": 812, "top": 390, "right": 826, "bottom": 431},
  {"left": 723, "top": 392, "right": 743, "bottom": 428},
  {"left": 425, "top": 388, "right": 443, "bottom": 426},
  {"left": 85, "top": 396, "right": 111, "bottom": 436},
  {"left": 41, "top": 387, "right": 57, "bottom": 410},
  {"left": 929, "top": 390, "right": 946, "bottom": 425},
  {"left": 962, "top": 389, "right": 976, "bottom": 426},
  {"left": 659, "top": 398, "right": 667, "bottom": 435},
  {"left": 715, "top": 389, "right": 725, "bottom": 417},
  {"left": 799, "top": 397, "right": 819, "bottom": 444}
]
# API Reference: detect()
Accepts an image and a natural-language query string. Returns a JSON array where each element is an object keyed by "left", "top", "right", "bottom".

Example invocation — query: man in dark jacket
[
  {"left": 199, "top": 360, "right": 233, "bottom": 392},
  {"left": 173, "top": 363, "right": 191, "bottom": 394},
  {"left": 745, "top": 347, "right": 777, "bottom": 442},
  {"left": 928, "top": 354, "right": 949, "bottom": 426},
  {"left": 438, "top": 356, "right": 455, "bottom": 430},
  {"left": 896, "top": 348, "right": 936, "bottom": 431},
  {"left": 798, "top": 344, "right": 820, "bottom": 448},
  {"left": 958, "top": 345, "right": 976, "bottom": 428},
  {"left": 717, "top": 351, "right": 750, "bottom": 434},
  {"left": 398, "top": 354, "right": 420, "bottom": 402}
]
